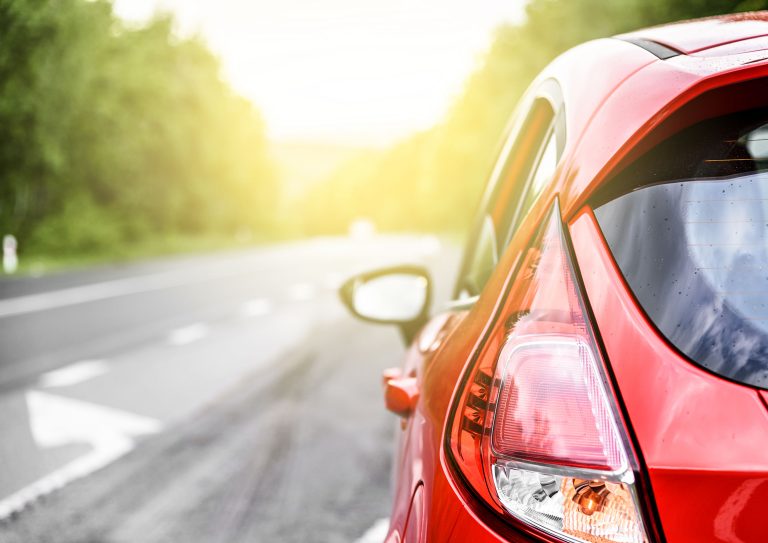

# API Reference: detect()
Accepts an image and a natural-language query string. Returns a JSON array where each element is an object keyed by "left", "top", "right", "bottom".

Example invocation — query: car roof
[
  {"left": 618, "top": 12, "right": 768, "bottom": 55},
  {"left": 529, "top": 12, "right": 768, "bottom": 220}
]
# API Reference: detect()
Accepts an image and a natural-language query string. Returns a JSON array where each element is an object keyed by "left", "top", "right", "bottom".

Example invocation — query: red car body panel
[
  {"left": 381, "top": 15, "right": 768, "bottom": 543},
  {"left": 619, "top": 12, "right": 768, "bottom": 54},
  {"left": 695, "top": 35, "right": 768, "bottom": 57},
  {"left": 570, "top": 211, "right": 768, "bottom": 543}
]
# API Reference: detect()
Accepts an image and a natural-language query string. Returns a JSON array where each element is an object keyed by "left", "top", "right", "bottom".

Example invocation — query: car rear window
[{"left": 594, "top": 108, "right": 768, "bottom": 389}]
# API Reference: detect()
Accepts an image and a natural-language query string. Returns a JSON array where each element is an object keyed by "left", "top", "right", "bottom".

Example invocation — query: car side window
[
  {"left": 524, "top": 129, "right": 558, "bottom": 214},
  {"left": 454, "top": 93, "right": 564, "bottom": 303},
  {"left": 501, "top": 123, "right": 560, "bottom": 247},
  {"left": 460, "top": 214, "right": 498, "bottom": 299}
]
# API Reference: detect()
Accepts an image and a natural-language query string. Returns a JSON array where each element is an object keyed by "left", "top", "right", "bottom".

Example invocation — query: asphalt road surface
[{"left": 0, "top": 235, "right": 458, "bottom": 543}]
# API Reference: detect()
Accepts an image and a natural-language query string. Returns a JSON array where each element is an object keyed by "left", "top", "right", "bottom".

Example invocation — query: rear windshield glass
[{"left": 595, "top": 109, "right": 768, "bottom": 389}]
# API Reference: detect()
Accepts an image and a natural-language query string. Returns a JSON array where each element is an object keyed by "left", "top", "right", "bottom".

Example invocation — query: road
[{"left": 0, "top": 235, "right": 458, "bottom": 543}]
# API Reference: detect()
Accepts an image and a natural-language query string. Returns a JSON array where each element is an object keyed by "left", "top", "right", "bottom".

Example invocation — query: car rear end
[
  {"left": 436, "top": 20, "right": 768, "bottom": 543},
  {"left": 576, "top": 75, "right": 768, "bottom": 543}
]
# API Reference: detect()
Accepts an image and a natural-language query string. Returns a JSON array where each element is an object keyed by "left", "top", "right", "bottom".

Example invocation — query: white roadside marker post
[{"left": 3, "top": 234, "right": 18, "bottom": 274}]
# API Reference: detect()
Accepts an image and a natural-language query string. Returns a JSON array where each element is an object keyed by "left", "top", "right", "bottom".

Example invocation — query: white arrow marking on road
[
  {"left": 167, "top": 323, "right": 209, "bottom": 346},
  {"left": 38, "top": 360, "right": 109, "bottom": 388},
  {"left": 0, "top": 391, "right": 162, "bottom": 520}
]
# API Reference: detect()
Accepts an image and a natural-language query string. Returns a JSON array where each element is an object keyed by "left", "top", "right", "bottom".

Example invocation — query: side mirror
[{"left": 339, "top": 265, "right": 432, "bottom": 344}]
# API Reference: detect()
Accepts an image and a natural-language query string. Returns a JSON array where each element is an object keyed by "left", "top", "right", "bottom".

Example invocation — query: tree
[{"left": 0, "top": 0, "right": 277, "bottom": 256}]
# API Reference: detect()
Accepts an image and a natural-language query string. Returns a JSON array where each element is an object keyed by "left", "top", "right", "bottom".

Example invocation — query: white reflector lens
[{"left": 493, "top": 465, "right": 647, "bottom": 543}]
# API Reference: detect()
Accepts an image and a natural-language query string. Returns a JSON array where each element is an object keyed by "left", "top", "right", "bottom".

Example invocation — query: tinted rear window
[{"left": 595, "top": 109, "right": 768, "bottom": 389}]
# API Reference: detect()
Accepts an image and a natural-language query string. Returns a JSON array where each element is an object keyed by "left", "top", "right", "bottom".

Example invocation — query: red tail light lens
[
  {"left": 492, "top": 337, "right": 627, "bottom": 472},
  {"left": 448, "top": 202, "right": 651, "bottom": 543}
]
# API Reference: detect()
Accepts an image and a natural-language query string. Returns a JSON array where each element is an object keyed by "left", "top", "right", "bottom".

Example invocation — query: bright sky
[{"left": 113, "top": 0, "right": 524, "bottom": 146}]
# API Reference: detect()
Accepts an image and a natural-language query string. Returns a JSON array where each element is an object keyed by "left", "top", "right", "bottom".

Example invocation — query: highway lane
[
  {"left": 0, "top": 235, "right": 458, "bottom": 542},
  {"left": 0, "top": 236, "right": 446, "bottom": 387}
]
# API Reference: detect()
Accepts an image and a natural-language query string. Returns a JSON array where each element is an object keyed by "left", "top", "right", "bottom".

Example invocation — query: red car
[{"left": 340, "top": 13, "right": 768, "bottom": 543}]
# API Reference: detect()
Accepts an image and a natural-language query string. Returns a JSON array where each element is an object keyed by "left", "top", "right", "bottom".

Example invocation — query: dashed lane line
[
  {"left": 38, "top": 360, "right": 109, "bottom": 388},
  {"left": 241, "top": 298, "right": 272, "bottom": 318},
  {"left": 167, "top": 323, "right": 210, "bottom": 346}
]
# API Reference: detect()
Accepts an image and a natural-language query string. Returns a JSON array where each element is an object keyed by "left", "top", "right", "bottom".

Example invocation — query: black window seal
[{"left": 619, "top": 37, "right": 681, "bottom": 60}]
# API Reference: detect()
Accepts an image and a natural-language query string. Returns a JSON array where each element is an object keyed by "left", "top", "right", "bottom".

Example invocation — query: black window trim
[{"left": 450, "top": 79, "right": 567, "bottom": 308}]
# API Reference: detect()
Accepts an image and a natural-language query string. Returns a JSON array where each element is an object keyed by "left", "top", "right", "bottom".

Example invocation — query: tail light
[{"left": 448, "top": 202, "right": 651, "bottom": 543}]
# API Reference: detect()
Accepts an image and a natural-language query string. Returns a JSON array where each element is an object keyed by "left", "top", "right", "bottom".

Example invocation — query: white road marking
[
  {"left": 167, "top": 323, "right": 209, "bottom": 346},
  {"left": 38, "top": 360, "right": 109, "bottom": 388},
  {"left": 0, "top": 391, "right": 161, "bottom": 520},
  {"left": 241, "top": 298, "right": 272, "bottom": 318},
  {"left": 0, "top": 267, "right": 250, "bottom": 319},
  {"left": 355, "top": 518, "right": 390, "bottom": 543},
  {"left": 289, "top": 282, "right": 316, "bottom": 301}
]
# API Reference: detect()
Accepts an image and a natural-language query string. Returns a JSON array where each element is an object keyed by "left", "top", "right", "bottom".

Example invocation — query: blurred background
[{"left": 0, "top": 1, "right": 764, "bottom": 542}]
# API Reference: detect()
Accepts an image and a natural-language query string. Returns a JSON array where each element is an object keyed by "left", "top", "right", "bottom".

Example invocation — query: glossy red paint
[
  {"left": 694, "top": 34, "right": 768, "bottom": 57},
  {"left": 385, "top": 377, "right": 420, "bottom": 418},
  {"left": 369, "top": 14, "right": 768, "bottom": 543},
  {"left": 403, "top": 485, "right": 426, "bottom": 542},
  {"left": 619, "top": 12, "right": 768, "bottom": 54},
  {"left": 570, "top": 210, "right": 768, "bottom": 542}
]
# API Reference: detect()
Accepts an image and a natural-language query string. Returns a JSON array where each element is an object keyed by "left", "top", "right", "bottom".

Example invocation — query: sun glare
[{"left": 113, "top": 0, "right": 524, "bottom": 146}]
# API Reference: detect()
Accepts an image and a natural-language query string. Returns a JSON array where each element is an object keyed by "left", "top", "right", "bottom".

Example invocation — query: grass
[{"left": 3, "top": 224, "right": 464, "bottom": 278}]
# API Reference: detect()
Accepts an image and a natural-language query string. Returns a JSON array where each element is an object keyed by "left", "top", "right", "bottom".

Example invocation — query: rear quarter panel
[{"left": 570, "top": 209, "right": 768, "bottom": 543}]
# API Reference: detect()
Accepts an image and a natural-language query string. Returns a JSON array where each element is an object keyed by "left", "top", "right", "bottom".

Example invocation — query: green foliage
[
  {"left": 0, "top": 0, "right": 276, "bottom": 257},
  {"left": 304, "top": 0, "right": 768, "bottom": 235}
]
